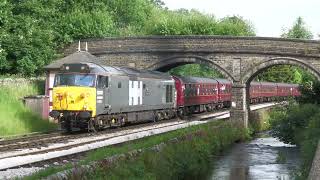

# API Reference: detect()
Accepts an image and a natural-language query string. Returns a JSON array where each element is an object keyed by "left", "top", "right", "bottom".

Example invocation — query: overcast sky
[{"left": 161, "top": 0, "right": 320, "bottom": 39}]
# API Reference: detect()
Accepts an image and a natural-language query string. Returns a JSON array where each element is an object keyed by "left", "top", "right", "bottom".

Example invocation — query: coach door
[{"left": 96, "top": 75, "right": 109, "bottom": 112}]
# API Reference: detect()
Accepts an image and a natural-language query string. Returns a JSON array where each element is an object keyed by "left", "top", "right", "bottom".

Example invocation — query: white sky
[{"left": 161, "top": 0, "right": 320, "bottom": 39}]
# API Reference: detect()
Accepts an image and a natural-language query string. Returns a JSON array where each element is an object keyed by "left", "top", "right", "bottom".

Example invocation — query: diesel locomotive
[
  {"left": 49, "top": 62, "right": 300, "bottom": 131},
  {"left": 49, "top": 62, "right": 176, "bottom": 131}
]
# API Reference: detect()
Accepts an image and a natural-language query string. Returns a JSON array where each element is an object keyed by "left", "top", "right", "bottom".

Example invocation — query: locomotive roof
[
  {"left": 44, "top": 51, "right": 103, "bottom": 70},
  {"left": 62, "top": 62, "right": 173, "bottom": 80}
]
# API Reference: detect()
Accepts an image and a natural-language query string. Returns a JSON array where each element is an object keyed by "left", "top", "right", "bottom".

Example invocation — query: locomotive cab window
[
  {"left": 54, "top": 73, "right": 95, "bottom": 87},
  {"left": 97, "top": 76, "right": 108, "bottom": 88}
]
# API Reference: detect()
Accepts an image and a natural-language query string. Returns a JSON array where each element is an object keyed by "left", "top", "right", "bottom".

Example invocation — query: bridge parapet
[{"left": 65, "top": 36, "right": 320, "bottom": 58}]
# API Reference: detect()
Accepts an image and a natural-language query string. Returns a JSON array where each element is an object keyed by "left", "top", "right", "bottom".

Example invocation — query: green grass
[
  {"left": 0, "top": 81, "right": 56, "bottom": 137},
  {"left": 25, "top": 120, "right": 248, "bottom": 179}
]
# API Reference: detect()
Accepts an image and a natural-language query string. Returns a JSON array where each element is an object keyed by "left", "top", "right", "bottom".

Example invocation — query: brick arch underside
[
  {"left": 242, "top": 57, "right": 320, "bottom": 85},
  {"left": 147, "top": 55, "right": 235, "bottom": 81}
]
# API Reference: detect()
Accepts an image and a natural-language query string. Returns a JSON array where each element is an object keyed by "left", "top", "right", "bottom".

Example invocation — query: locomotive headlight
[
  {"left": 83, "top": 105, "right": 88, "bottom": 110},
  {"left": 65, "top": 66, "right": 70, "bottom": 70}
]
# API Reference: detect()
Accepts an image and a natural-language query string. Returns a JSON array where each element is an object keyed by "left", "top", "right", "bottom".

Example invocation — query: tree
[
  {"left": 256, "top": 17, "right": 313, "bottom": 83},
  {"left": 0, "top": 0, "right": 12, "bottom": 73},
  {"left": 281, "top": 17, "right": 313, "bottom": 39},
  {"left": 0, "top": 0, "right": 256, "bottom": 76},
  {"left": 169, "top": 64, "right": 223, "bottom": 78}
]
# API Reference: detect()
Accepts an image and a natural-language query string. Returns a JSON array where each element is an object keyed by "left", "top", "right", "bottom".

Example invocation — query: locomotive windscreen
[{"left": 54, "top": 74, "right": 96, "bottom": 87}]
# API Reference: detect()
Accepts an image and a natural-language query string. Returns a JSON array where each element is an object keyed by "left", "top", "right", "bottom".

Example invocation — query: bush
[
  {"left": 270, "top": 103, "right": 319, "bottom": 145},
  {"left": 269, "top": 103, "right": 320, "bottom": 179}
]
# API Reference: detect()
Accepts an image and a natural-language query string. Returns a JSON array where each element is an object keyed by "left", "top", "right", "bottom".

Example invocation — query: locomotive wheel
[
  {"left": 62, "top": 117, "right": 72, "bottom": 132},
  {"left": 153, "top": 112, "right": 161, "bottom": 122},
  {"left": 177, "top": 109, "right": 185, "bottom": 119},
  {"left": 88, "top": 119, "right": 97, "bottom": 133}
]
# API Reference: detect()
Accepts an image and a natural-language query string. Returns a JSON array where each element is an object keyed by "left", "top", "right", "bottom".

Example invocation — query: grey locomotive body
[{"left": 52, "top": 62, "right": 177, "bottom": 130}]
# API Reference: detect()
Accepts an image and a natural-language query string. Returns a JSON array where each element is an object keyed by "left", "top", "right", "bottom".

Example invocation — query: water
[{"left": 210, "top": 134, "right": 301, "bottom": 180}]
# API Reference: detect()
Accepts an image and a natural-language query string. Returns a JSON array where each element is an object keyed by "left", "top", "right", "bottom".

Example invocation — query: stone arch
[
  {"left": 147, "top": 55, "right": 235, "bottom": 81},
  {"left": 241, "top": 57, "right": 320, "bottom": 85}
]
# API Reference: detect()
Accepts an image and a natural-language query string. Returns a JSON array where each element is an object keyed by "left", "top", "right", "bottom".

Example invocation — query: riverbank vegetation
[
  {"left": 270, "top": 102, "right": 320, "bottom": 179},
  {"left": 26, "top": 120, "right": 249, "bottom": 179},
  {"left": 0, "top": 80, "right": 56, "bottom": 137}
]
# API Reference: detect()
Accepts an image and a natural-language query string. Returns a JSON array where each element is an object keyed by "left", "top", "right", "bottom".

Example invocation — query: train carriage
[
  {"left": 277, "top": 83, "right": 301, "bottom": 99},
  {"left": 291, "top": 84, "right": 301, "bottom": 97},
  {"left": 250, "top": 82, "right": 261, "bottom": 103},
  {"left": 173, "top": 76, "right": 232, "bottom": 117},
  {"left": 215, "top": 78, "right": 232, "bottom": 107},
  {"left": 260, "top": 82, "right": 278, "bottom": 102}
]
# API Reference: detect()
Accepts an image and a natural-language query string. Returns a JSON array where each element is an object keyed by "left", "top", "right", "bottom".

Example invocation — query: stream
[{"left": 210, "top": 132, "right": 301, "bottom": 180}]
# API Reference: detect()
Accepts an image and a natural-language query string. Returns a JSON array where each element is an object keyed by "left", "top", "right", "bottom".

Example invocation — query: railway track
[{"left": 0, "top": 102, "right": 277, "bottom": 171}]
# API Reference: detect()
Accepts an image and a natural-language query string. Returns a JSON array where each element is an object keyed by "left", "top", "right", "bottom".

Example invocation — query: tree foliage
[
  {"left": 256, "top": 17, "right": 314, "bottom": 84},
  {"left": 0, "top": 1, "right": 256, "bottom": 76},
  {"left": 169, "top": 64, "right": 223, "bottom": 79},
  {"left": 281, "top": 17, "right": 313, "bottom": 39}
]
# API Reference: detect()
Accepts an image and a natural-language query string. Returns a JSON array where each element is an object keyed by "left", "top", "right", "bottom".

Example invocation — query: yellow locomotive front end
[
  {"left": 52, "top": 86, "right": 96, "bottom": 116},
  {"left": 49, "top": 64, "right": 97, "bottom": 131}
]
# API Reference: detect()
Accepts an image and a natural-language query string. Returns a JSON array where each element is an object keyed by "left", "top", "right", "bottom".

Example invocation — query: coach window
[
  {"left": 118, "top": 82, "right": 122, "bottom": 88},
  {"left": 97, "top": 76, "right": 108, "bottom": 88}
]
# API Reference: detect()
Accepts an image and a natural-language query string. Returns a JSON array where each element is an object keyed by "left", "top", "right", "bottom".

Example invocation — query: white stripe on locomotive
[{"left": 129, "top": 81, "right": 143, "bottom": 106}]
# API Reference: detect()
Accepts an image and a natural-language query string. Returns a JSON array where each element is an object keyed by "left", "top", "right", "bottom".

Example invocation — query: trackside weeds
[{"left": 25, "top": 120, "right": 249, "bottom": 179}]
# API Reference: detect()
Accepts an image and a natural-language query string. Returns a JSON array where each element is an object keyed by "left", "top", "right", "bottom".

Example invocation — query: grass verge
[
  {"left": 26, "top": 120, "right": 249, "bottom": 179},
  {"left": 0, "top": 81, "right": 56, "bottom": 137}
]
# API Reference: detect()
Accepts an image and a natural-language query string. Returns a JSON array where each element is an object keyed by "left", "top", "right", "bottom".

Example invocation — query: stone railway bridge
[{"left": 61, "top": 36, "right": 320, "bottom": 127}]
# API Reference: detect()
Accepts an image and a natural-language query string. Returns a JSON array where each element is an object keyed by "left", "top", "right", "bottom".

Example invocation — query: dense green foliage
[
  {"left": 26, "top": 121, "right": 247, "bottom": 179},
  {"left": 0, "top": 81, "right": 56, "bottom": 136},
  {"left": 0, "top": 0, "right": 254, "bottom": 76},
  {"left": 269, "top": 103, "right": 320, "bottom": 179},
  {"left": 281, "top": 17, "right": 313, "bottom": 39},
  {"left": 169, "top": 64, "right": 223, "bottom": 78}
]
